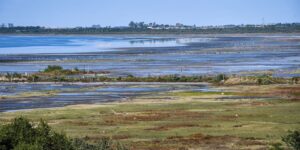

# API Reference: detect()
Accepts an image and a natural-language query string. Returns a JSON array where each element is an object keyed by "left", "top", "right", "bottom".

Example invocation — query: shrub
[
  {"left": 292, "top": 77, "right": 299, "bottom": 84},
  {"left": 71, "top": 137, "right": 129, "bottom": 150},
  {"left": 28, "top": 75, "right": 39, "bottom": 82},
  {"left": 0, "top": 117, "right": 73, "bottom": 150},
  {"left": 72, "top": 138, "right": 95, "bottom": 150},
  {"left": 214, "top": 74, "right": 227, "bottom": 83},
  {"left": 0, "top": 117, "right": 129, "bottom": 150},
  {"left": 95, "top": 137, "right": 128, "bottom": 150},
  {"left": 256, "top": 74, "right": 274, "bottom": 85},
  {"left": 44, "top": 65, "right": 63, "bottom": 73},
  {"left": 282, "top": 130, "right": 300, "bottom": 150}
]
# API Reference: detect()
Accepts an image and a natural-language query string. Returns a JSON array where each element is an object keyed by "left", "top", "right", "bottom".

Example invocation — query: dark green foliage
[
  {"left": 96, "top": 137, "right": 113, "bottom": 150},
  {"left": 28, "top": 74, "right": 39, "bottom": 82},
  {"left": 11, "top": 73, "right": 22, "bottom": 78},
  {"left": 44, "top": 65, "right": 63, "bottom": 73},
  {"left": 292, "top": 77, "right": 299, "bottom": 84},
  {"left": 95, "top": 137, "right": 128, "bottom": 150},
  {"left": 0, "top": 117, "right": 129, "bottom": 150},
  {"left": 113, "top": 142, "right": 129, "bottom": 150},
  {"left": 214, "top": 74, "right": 227, "bottom": 83},
  {"left": 13, "top": 143, "right": 41, "bottom": 150},
  {"left": 72, "top": 138, "right": 95, "bottom": 150},
  {"left": 255, "top": 74, "right": 281, "bottom": 85},
  {"left": 0, "top": 117, "right": 73, "bottom": 150},
  {"left": 282, "top": 130, "right": 300, "bottom": 150},
  {"left": 42, "top": 65, "right": 87, "bottom": 77},
  {"left": 71, "top": 137, "right": 128, "bottom": 150}
]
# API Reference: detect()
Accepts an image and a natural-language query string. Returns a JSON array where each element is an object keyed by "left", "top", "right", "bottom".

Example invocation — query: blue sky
[{"left": 0, "top": 0, "right": 299, "bottom": 27}]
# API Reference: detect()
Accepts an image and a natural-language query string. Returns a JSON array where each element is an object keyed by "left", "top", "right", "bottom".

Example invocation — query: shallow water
[
  {"left": 0, "top": 34, "right": 299, "bottom": 76},
  {"left": 1, "top": 34, "right": 299, "bottom": 112},
  {"left": 0, "top": 83, "right": 210, "bottom": 112},
  {"left": 0, "top": 36, "right": 183, "bottom": 54}
]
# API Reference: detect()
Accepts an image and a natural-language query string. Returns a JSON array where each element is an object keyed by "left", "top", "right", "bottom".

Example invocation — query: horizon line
[{"left": 1, "top": 21, "right": 299, "bottom": 28}]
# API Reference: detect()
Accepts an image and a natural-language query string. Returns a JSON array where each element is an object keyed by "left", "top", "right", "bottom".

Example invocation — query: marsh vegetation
[{"left": 1, "top": 84, "right": 299, "bottom": 149}]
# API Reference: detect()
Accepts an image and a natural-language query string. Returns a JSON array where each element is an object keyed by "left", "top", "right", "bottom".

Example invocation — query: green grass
[
  {"left": 1, "top": 85, "right": 299, "bottom": 149},
  {"left": 170, "top": 91, "right": 237, "bottom": 96}
]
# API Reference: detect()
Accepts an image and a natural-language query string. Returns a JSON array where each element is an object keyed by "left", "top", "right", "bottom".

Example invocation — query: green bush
[
  {"left": 71, "top": 137, "right": 128, "bottom": 150},
  {"left": 0, "top": 117, "right": 73, "bottom": 150},
  {"left": 95, "top": 137, "right": 128, "bottom": 150},
  {"left": 255, "top": 74, "right": 277, "bottom": 85},
  {"left": 0, "top": 117, "right": 129, "bottom": 150},
  {"left": 72, "top": 138, "right": 95, "bottom": 150},
  {"left": 282, "top": 130, "right": 300, "bottom": 150},
  {"left": 44, "top": 65, "right": 63, "bottom": 73},
  {"left": 213, "top": 74, "right": 227, "bottom": 83}
]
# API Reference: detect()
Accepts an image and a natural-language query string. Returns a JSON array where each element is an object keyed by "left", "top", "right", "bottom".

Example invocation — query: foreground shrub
[
  {"left": 282, "top": 130, "right": 300, "bottom": 150},
  {"left": 0, "top": 117, "right": 128, "bottom": 150},
  {"left": 0, "top": 117, "right": 73, "bottom": 150}
]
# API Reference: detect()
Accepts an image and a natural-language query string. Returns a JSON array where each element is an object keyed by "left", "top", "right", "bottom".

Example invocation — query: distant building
[
  {"left": 8, "top": 23, "right": 14, "bottom": 28},
  {"left": 223, "top": 25, "right": 236, "bottom": 28},
  {"left": 176, "top": 23, "right": 184, "bottom": 27},
  {"left": 92, "top": 25, "right": 101, "bottom": 28},
  {"left": 0, "top": 23, "right": 6, "bottom": 28}
]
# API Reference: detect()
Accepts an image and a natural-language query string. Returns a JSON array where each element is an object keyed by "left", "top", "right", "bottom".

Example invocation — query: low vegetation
[
  {"left": 0, "top": 66, "right": 298, "bottom": 85},
  {"left": 282, "top": 130, "right": 300, "bottom": 150},
  {"left": 1, "top": 84, "right": 299, "bottom": 149},
  {"left": 0, "top": 117, "right": 128, "bottom": 150},
  {"left": 271, "top": 131, "right": 300, "bottom": 150},
  {"left": 42, "top": 65, "right": 88, "bottom": 75}
]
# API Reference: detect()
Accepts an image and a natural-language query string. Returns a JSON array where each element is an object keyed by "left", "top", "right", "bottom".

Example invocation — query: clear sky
[{"left": 0, "top": 0, "right": 299, "bottom": 27}]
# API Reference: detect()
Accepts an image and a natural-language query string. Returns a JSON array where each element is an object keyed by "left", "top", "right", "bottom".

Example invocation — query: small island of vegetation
[{"left": 0, "top": 65, "right": 299, "bottom": 85}]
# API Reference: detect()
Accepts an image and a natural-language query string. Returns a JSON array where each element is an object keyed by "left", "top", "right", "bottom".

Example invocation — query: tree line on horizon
[{"left": 0, "top": 22, "right": 299, "bottom": 34}]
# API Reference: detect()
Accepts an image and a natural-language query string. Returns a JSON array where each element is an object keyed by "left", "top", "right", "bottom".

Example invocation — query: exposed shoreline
[
  {"left": 1, "top": 32, "right": 300, "bottom": 37},
  {"left": 0, "top": 81, "right": 210, "bottom": 85}
]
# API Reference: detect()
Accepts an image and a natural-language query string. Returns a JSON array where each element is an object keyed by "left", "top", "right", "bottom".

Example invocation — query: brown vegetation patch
[
  {"left": 236, "top": 138, "right": 265, "bottom": 146},
  {"left": 224, "top": 77, "right": 257, "bottom": 85},
  {"left": 227, "top": 101, "right": 272, "bottom": 107},
  {"left": 101, "top": 112, "right": 170, "bottom": 125},
  {"left": 145, "top": 123, "right": 199, "bottom": 131},
  {"left": 200, "top": 124, "right": 213, "bottom": 128},
  {"left": 130, "top": 144, "right": 178, "bottom": 150},
  {"left": 102, "top": 110, "right": 210, "bottom": 125},
  {"left": 250, "top": 101, "right": 272, "bottom": 106},
  {"left": 219, "top": 115, "right": 237, "bottom": 121},
  {"left": 274, "top": 86, "right": 300, "bottom": 100},
  {"left": 163, "top": 133, "right": 266, "bottom": 150},
  {"left": 233, "top": 124, "right": 244, "bottom": 128},
  {"left": 83, "top": 135, "right": 106, "bottom": 142},
  {"left": 64, "top": 121, "right": 90, "bottom": 126},
  {"left": 112, "top": 134, "right": 131, "bottom": 140},
  {"left": 221, "top": 85, "right": 300, "bottom": 100},
  {"left": 121, "top": 113, "right": 170, "bottom": 121}
]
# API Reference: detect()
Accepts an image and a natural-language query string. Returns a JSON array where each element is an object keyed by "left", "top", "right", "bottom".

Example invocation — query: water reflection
[
  {"left": 0, "top": 35, "right": 299, "bottom": 76},
  {"left": 0, "top": 83, "right": 209, "bottom": 112}
]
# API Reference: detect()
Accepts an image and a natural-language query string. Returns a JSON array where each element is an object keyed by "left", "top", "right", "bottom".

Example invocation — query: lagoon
[{"left": 0, "top": 34, "right": 299, "bottom": 76}]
